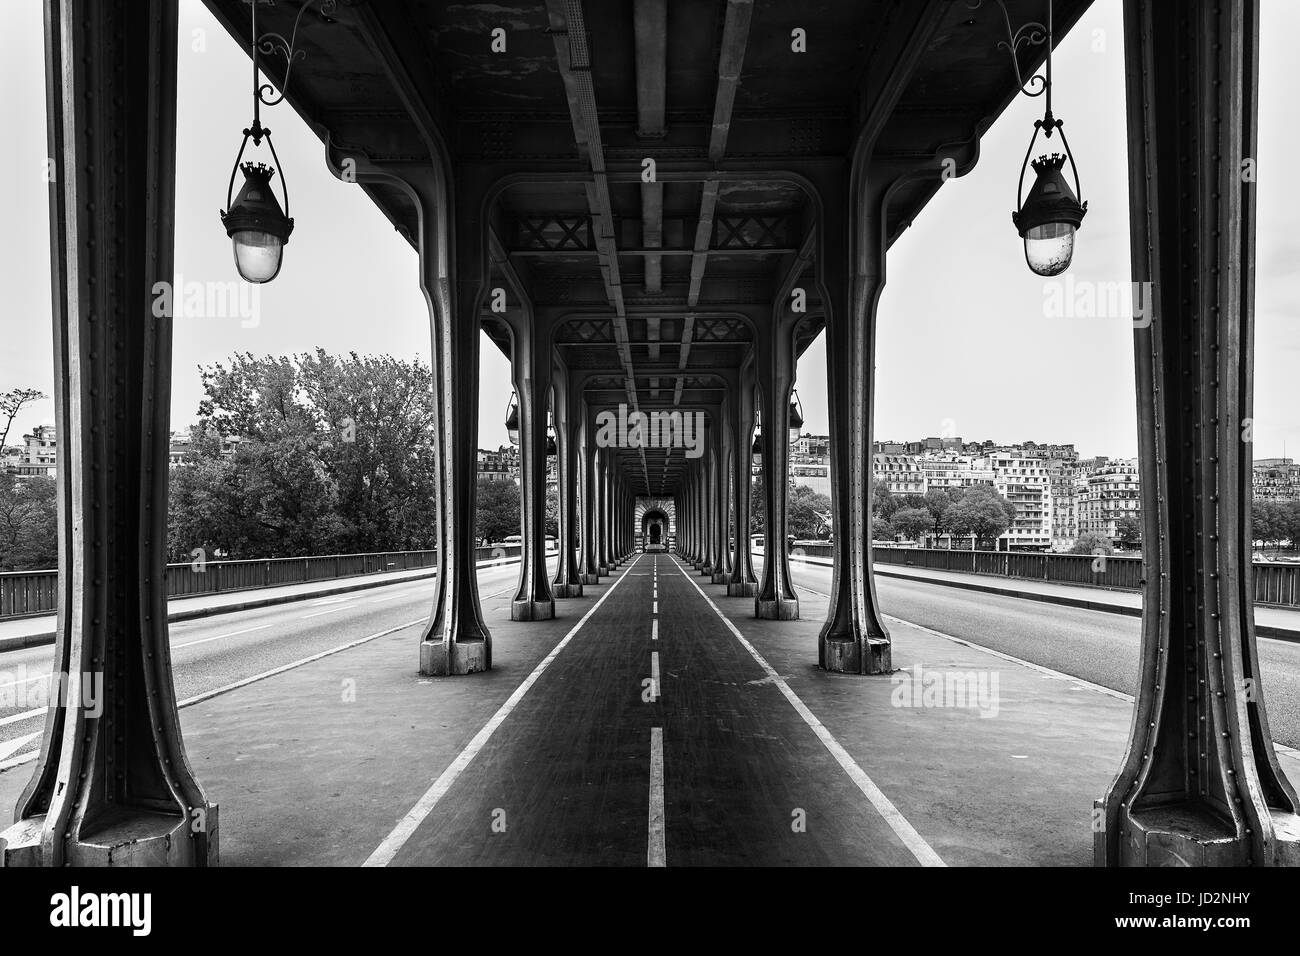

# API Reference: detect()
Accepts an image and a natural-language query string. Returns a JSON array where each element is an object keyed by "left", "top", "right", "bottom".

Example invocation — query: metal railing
[
  {"left": 786, "top": 544, "right": 1300, "bottom": 608},
  {"left": 0, "top": 544, "right": 538, "bottom": 619}
]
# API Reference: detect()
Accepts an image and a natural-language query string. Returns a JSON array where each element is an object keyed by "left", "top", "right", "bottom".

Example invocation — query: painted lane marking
[
  {"left": 787, "top": 581, "right": 1300, "bottom": 764},
  {"left": 0, "top": 617, "right": 428, "bottom": 770},
  {"left": 0, "top": 730, "right": 42, "bottom": 762},
  {"left": 174, "top": 623, "right": 273, "bottom": 649},
  {"left": 653, "top": 600, "right": 658, "bottom": 614},
  {"left": 651, "top": 619, "right": 658, "bottom": 641},
  {"left": 648, "top": 727, "right": 666, "bottom": 867},
  {"left": 676, "top": 559, "right": 944, "bottom": 867},
  {"left": 0, "top": 707, "right": 44, "bottom": 728},
  {"left": 363, "top": 559, "right": 640, "bottom": 867},
  {"left": 651, "top": 651, "right": 660, "bottom": 699},
  {"left": 304, "top": 606, "right": 349, "bottom": 619}
]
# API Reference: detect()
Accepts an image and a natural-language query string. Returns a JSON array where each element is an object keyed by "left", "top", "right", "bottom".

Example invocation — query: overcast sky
[{"left": 2, "top": 0, "right": 1297, "bottom": 462}]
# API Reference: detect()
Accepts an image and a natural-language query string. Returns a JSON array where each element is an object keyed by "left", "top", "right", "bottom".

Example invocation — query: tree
[
  {"left": 891, "top": 506, "right": 933, "bottom": 542},
  {"left": 1071, "top": 532, "right": 1114, "bottom": 556},
  {"left": 788, "top": 485, "right": 832, "bottom": 540},
  {"left": 169, "top": 351, "right": 440, "bottom": 560},
  {"left": 923, "top": 487, "right": 959, "bottom": 540},
  {"left": 476, "top": 478, "right": 520, "bottom": 545},
  {"left": 0, "top": 388, "right": 48, "bottom": 452},
  {"left": 872, "top": 481, "right": 899, "bottom": 521},
  {"left": 1115, "top": 515, "right": 1142, "bottom": 549},
  {"left": 944, "top": 485, "right": 1015, "bottom": 548},
  {"left": 749, "top": 472, "right": 766, "bottom": 537},
  {"left": 0, "top": 473, "right": 58, "bottom": 570},
  {"left": 545, "top": 484, "right": 560, "bottom": 539}
]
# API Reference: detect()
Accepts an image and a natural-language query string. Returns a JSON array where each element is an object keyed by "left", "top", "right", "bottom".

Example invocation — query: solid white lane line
[
  {"left": 363, "top": 559, "right": 640, "bottom": 867},
  {"left": 0, "top": 707, "right": 44, "bottom": 728},
  {"left": 0, "top": 671, "right": 51, "bottom": 691},
  {"left": 0, "top": 575, "right": 550, "bottom": 772},
  {"left": 789, "top": 581, "right": 1132, "bottom": 702},
  {"left": 648, "top": 727, "right": 666, "bottom": 867},
  {"left": 0, "top": 730, "right": 41, "bottom": 762},
  {"left": 304, "top": 606, "right": 348, "bottom": 619},
  {"left": 174, "top": 623, "right": 273, "bottom": 649},
  {"left": 676, "top": 560, "right": 944, "bottom": 867},
  {"left": 177, "top": 618, "right": 426, "bottom": 709},
  {"left": 651, "top": 620, "right": 658, "bottom": 641}
]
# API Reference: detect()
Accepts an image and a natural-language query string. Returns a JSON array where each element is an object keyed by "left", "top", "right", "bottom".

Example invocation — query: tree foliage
[
  {"left": 943, "top": 484, "right": 1016, "bottom": 548},
  {"left": 0, "top": 474, "right": 58, "bottom": 571},
  {"left": 476, "top": 478, "right": 521, "bottom": 545},
  {"left": 167, "top": 351, "right": 439, "bottom": 560}
]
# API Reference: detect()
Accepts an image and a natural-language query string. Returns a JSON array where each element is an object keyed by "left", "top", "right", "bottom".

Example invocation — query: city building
[
  {"left": 978, "top": 454, "right": 1054, "bottom": 550},
  {"left": 1253, "top": 458, "right": 1300, "bottom": 502},
  {"left": 478, "top": 444, "right": 520, "bottom": 482},
  {"left": 872, "top": 453, "right": 926, "bottom": 495},
  {"left": 1078, "top": 459, "right": 1141, "bottom": 541}
]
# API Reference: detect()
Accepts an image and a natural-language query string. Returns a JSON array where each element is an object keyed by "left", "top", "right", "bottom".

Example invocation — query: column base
[
  {"left": 598, "top": 565, "right": 609, "bottom": 576},
  {"left": 420, "top": 638, "right": 489, "bottom": 675},
  {"left": 512, "top": 598, "right": 556, "bottom": 621},
  {"left": 1099, "top": 804, "right": 1300, "bottom": 867},
  {"left": 1, "top": 807, "right": 219, "bottom": 867},
  {"left": 820, "top": 637, "right": 892, "bottom": 675},
  {"left": 727, "top": 580, "right": 758, "bottom": 597},
  {"left": 755, "top": 596, "right": 799, "bottom": 620},
  {"left": 581, "top": 572, "right": 601, "bottom": 585},
  {"left": 711, "top": 571, "right": 730, "bottom": 585},
  {"left": 552, "top": 582, "right": 583, "bottom": 598}
]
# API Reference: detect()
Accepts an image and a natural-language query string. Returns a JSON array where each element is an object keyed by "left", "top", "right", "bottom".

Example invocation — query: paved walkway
[{"left": 8, "top": 552, "right": 1295, "bottom": 865}]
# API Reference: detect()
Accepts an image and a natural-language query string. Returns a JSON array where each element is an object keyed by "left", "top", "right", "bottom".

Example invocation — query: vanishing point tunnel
[{"left": 1, "top": 0, "right": 1296, "bottom": 869}]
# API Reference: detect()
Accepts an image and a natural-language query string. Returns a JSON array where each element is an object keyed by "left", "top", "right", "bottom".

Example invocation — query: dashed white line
[
  {"left": 675, "top": 558, "right": 945, "bottom": 867},
  {"left": 648, "top": 727, "right": 666, "bottom": 867},
  {"left": 362, "top": 559, "right": 639, "bottom": 867},
  {"left": 651, "top": 619, "right": 658, "bottom": 641}
]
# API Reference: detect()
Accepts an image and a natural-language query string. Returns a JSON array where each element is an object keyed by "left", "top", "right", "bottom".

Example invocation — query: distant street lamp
[
  {"left": 976, "top": 0, "right": 1088, "bottom": 275},
  {"left": 505, "top": 392, "right": 521, "bottom": 446},
  {"left": 220, "top": 0, "right": 336, "bottom": 283},
  {"left": 788, "top": 390, "right": 805, "bottom": 445}
]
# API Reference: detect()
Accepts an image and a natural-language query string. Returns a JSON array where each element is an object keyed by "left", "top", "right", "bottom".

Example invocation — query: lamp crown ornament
[
  {"left": 969, "top": 0, "right": 1089, "bottom": 276},
  {"left": 220, "top": 0, "right": 336, "bottom": 283}
]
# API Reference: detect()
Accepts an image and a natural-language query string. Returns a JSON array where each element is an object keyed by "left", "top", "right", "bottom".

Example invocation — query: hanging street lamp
[
  {"left": 977, "top": 0, "right": 1088, "bottom": 276},
  {"left": 505, "top": 392, "right": 521, "bottom": 446},
  {"left": 788, "top": 390, "right": 805, "bottom": 445},
  {"left": 220, "top": 0, "right": 336, "bottom": 283}
]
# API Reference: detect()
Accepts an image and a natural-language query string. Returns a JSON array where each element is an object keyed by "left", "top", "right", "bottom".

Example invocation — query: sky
[{"left": 1, "top": 0, "right": 1298, "bottom": 462}]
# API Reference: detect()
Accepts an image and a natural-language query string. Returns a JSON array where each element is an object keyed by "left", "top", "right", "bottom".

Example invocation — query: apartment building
[
  {"left": 1253, "top": 458, "right": 1300, "bottom": 502},
  {"left": 978, "top": 454, "right": 1054, "bottom": 550},
  {"left": 1078, "top": 459, "right": 1141, "bottom": 539},
  {"left": 872, "top": 453, "right": 926, "bottom": 495}
]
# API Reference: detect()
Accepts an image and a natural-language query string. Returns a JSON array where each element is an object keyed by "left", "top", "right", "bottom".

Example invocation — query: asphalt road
[
  {"left": 786, "top": 556, "right": 1300, "bottom": 750},
  {"left": 0, "top": 559, "right": 555, "bottom": 766},
  {"left": 5, "top": 551, "right": 1298, "bottom": 771}
]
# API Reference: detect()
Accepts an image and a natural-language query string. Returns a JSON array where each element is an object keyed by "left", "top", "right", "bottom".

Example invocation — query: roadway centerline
[
  {"left": 647, "top": 726, "right": 666, "bottom": 867},
  {"left": 363, "top": 560, "right": 640, "bottom": 867},
  {"left": 673, "top": 557, "right": 945, "bottom": 867}
]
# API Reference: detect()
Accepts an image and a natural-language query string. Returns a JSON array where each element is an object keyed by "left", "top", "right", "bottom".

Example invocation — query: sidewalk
[
  {"left": 0, "top": 552, "right": 542, "bottom": 654},
  {"left": 784, "top": 551, "right": 1300, "bottom": 643}
]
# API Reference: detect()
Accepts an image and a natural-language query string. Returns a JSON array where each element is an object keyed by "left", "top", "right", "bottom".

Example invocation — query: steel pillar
[
  {"left": 510, "top": 327, "right": 556, "bottom": 621},
  {"left": 755, "top": 323, "right": 799, "bottom": 620},
  {"left": 817, "top": 168, "right": 891, "bottom": 673},
  {"left": 1, "top": 0, "right": 217, "bottom": 868},
  {"left": 552, "top": 365, "right": 583, "bottom": 597},
  {"left": 728, "top": 362, "right": 759, "bottom": 596},
  {"left": 1096, "top": 0, "right": 1299, "bottom": 867},
  {"left": 597, "top": 449, "right": 610, "bottom": 575},
  {"left": 581, "top": 411, "right": 601, "bottom": 584}
]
